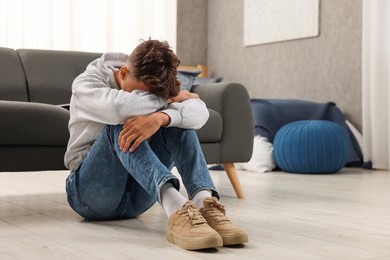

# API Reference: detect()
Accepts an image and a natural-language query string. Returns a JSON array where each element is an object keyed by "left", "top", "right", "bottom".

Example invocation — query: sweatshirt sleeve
[
  {"left": 161, "top": 98, "right": 209, "bottom": 130},
  {"left": 72, "top": 73, "right": 167, "bottom": 125}
]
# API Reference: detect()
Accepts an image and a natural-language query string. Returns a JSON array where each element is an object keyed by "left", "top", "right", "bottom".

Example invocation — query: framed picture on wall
[{"left": 244, "top": 0, "right": 320, "bottom": 46}]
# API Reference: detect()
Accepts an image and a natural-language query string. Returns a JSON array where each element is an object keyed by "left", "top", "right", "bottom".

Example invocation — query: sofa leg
[{"left": 222, "top": 163, "right": 244, "bottom": 199}]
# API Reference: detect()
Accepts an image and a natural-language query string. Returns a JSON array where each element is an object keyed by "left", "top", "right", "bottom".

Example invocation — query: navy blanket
[{"left": 251, "top": 99, "right": 364, "bottom": 167}]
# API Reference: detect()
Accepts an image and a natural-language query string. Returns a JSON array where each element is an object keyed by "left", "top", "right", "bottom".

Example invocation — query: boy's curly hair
[{"left": 127, "top": 39, "right": 181, "bottom": 99}]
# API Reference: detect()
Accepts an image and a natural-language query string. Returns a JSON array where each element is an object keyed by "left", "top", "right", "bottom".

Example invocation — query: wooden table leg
[{"left": 223, "top": 163, "right": 244, "bottom": 199}]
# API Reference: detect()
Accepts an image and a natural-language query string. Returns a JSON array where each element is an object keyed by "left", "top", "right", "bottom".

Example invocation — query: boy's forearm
[
  {"left": 157, "top": 112, "right": 171, "bottom": 127},
  {"left": 119, "top": 111, "right": 172, "bottom": 152},
  {"left": 162, "top": 99, "right": 209, "bottom": 129}
]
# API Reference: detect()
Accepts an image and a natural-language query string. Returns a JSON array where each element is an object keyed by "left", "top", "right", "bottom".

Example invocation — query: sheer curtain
[
  {"left": 362, "top": 0, "right": 390, "bottom": 170},
  {"left": 0, "top": 0, "right": 177, "bottom": 53}
]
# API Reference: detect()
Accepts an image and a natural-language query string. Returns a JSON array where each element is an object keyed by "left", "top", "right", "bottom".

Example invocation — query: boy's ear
[{"left": 119, "top": 66, "right": 128, "bottom": 79}]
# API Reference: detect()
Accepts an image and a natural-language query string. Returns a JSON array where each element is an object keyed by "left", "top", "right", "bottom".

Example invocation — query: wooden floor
[{"left": 0, "top": 167, "right": 390, "bottom": 260}]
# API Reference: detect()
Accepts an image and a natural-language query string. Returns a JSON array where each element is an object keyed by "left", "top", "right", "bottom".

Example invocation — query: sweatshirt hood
[
  {"left": 86, "top": 52, "right": 128, "bottom": 74},
  {"left": 85, "top": 52, "right": 129, "bottom": 89}
]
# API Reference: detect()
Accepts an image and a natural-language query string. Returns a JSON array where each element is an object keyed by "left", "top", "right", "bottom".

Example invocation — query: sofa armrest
[
  {"left": 0, "top": 100, "right": 70, "bottom": 145},
  {"left": 191, "top": 82, "right": 254, "bottom": 163}
]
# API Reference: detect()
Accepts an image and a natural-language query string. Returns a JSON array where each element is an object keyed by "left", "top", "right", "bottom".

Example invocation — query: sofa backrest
[
  {"left": 17, "top": 49, "right": 101, "bottom": 105},
  {"left": 0, "top": 47, "right": 29, "bottom": 102}
]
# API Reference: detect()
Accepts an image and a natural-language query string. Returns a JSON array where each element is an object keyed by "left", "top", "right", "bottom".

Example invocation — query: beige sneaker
[
  {"left": 166, "top": 201, "right": 223, "bottom": 250},
  {"left": 200, "top": 197, "right": 249, "bottom": 246}
]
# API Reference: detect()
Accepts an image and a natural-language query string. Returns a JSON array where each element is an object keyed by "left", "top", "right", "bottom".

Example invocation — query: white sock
[
  {"left": 160, "top": 183, "right": 187, "bottom": 218},
  {"left": 192, "top": 190, "right": 212, "bottom": 209}
]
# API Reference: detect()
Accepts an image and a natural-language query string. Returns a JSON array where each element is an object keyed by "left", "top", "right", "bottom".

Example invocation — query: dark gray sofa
[{"left": 0, "top": 47, "right": 253, "bottom": 198}]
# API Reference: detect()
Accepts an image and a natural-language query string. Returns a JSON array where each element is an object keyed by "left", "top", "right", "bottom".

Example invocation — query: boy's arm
[
  {"left": 71, "top": 74, "right": 167, "bottom": 125},
  {"left": 118, "top": 112, "right": 170, "bottom": 152},
  {"left": 118, "top": 90, "right": 209, "bottom": 152},
  {"left": 161, "top": 90, "right": 209, "bottom": 130}
]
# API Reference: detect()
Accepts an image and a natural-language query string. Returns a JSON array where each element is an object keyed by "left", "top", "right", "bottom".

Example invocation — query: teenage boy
[{"left": 65, "top": 39, "right": 248, "bottom": 250}]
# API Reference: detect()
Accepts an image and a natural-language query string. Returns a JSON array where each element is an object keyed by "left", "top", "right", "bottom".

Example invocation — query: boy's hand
[
  {"left": 118, "top": 112, "right": 170, "bottom": 153},
  {"left": 167, "top": 90, "right": 199, "bottom": 103}
]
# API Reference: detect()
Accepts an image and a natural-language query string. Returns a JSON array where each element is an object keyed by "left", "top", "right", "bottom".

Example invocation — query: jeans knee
[
  {"left": 67, "top": 195, "right": 104, "bottom": 220},
  {"left": 102, "top": 124, "right": 125, "bottom": 146}
]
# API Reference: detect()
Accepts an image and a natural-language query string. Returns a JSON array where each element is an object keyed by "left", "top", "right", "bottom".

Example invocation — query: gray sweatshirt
[{"left": 64, "top": 52, "right": 209, "bottom": 171}]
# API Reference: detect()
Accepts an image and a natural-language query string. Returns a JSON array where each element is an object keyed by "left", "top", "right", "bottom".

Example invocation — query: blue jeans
[{"left": 66, "top": 125, "right": 218, "bottom": 220}]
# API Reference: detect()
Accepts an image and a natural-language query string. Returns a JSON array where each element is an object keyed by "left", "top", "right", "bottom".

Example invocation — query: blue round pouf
[{"left": 273, "top": 120, "right": 350, "bottom": 173}]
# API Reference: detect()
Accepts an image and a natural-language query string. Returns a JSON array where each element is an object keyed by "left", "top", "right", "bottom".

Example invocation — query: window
[{"left": 0, "top": 0, "right": 177, "bottom": 53}]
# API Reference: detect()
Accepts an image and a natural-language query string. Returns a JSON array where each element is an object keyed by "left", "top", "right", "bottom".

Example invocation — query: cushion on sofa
[
  {"left": 177, "top": 70, "right": 201, "bottom": 91},
  {"left": 0, "top": 47, "right": 29, "bottom": 102},
  {"left": 0, "top": 101, "right": 70, "bottom": 145},
  {"left": 17, "top": 49, "right": 101, "bottom": 105},
  {"left": 193, "top": 77, "right": 223, "bottom": 84}
]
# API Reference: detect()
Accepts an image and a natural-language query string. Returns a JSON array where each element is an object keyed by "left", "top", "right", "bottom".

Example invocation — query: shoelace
[
  {"left": 203, "top": 201, "right": 229, "bottom": 223},
  {"left": 178, "top": 203, "right": 206, "bottom": 226}
]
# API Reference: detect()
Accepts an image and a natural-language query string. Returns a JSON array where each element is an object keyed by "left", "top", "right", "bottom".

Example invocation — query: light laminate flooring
[{"left": 0, "top": 167, "right": 390, "bottom": 260}]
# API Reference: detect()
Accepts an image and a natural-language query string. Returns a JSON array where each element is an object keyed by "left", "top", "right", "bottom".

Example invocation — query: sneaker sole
[
  {"left": 220, "top": 232, "right": 249, "bottom": 246},
  {"left": 166, "top": 231, "right": 223, "bottom": 250}
]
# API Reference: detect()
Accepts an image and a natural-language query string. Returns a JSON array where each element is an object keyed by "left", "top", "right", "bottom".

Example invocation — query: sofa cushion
[
  {"left": 17, "top": 49, "right": 101, "bottom": 105},
  {"left": 196, "top": 109, "right": 222, "bottom": 143},
  {"left": 177, "top": 70, "right": 201, "bottom": 91},
  {"left": 0, "top": 47, "right": 29, "bottom": 102},
  {"left": 0, "top": 101, "right": 70, "bottom": 145},
  {"left": 193, "top": 77, "right": 223, "bottom": 84}
]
